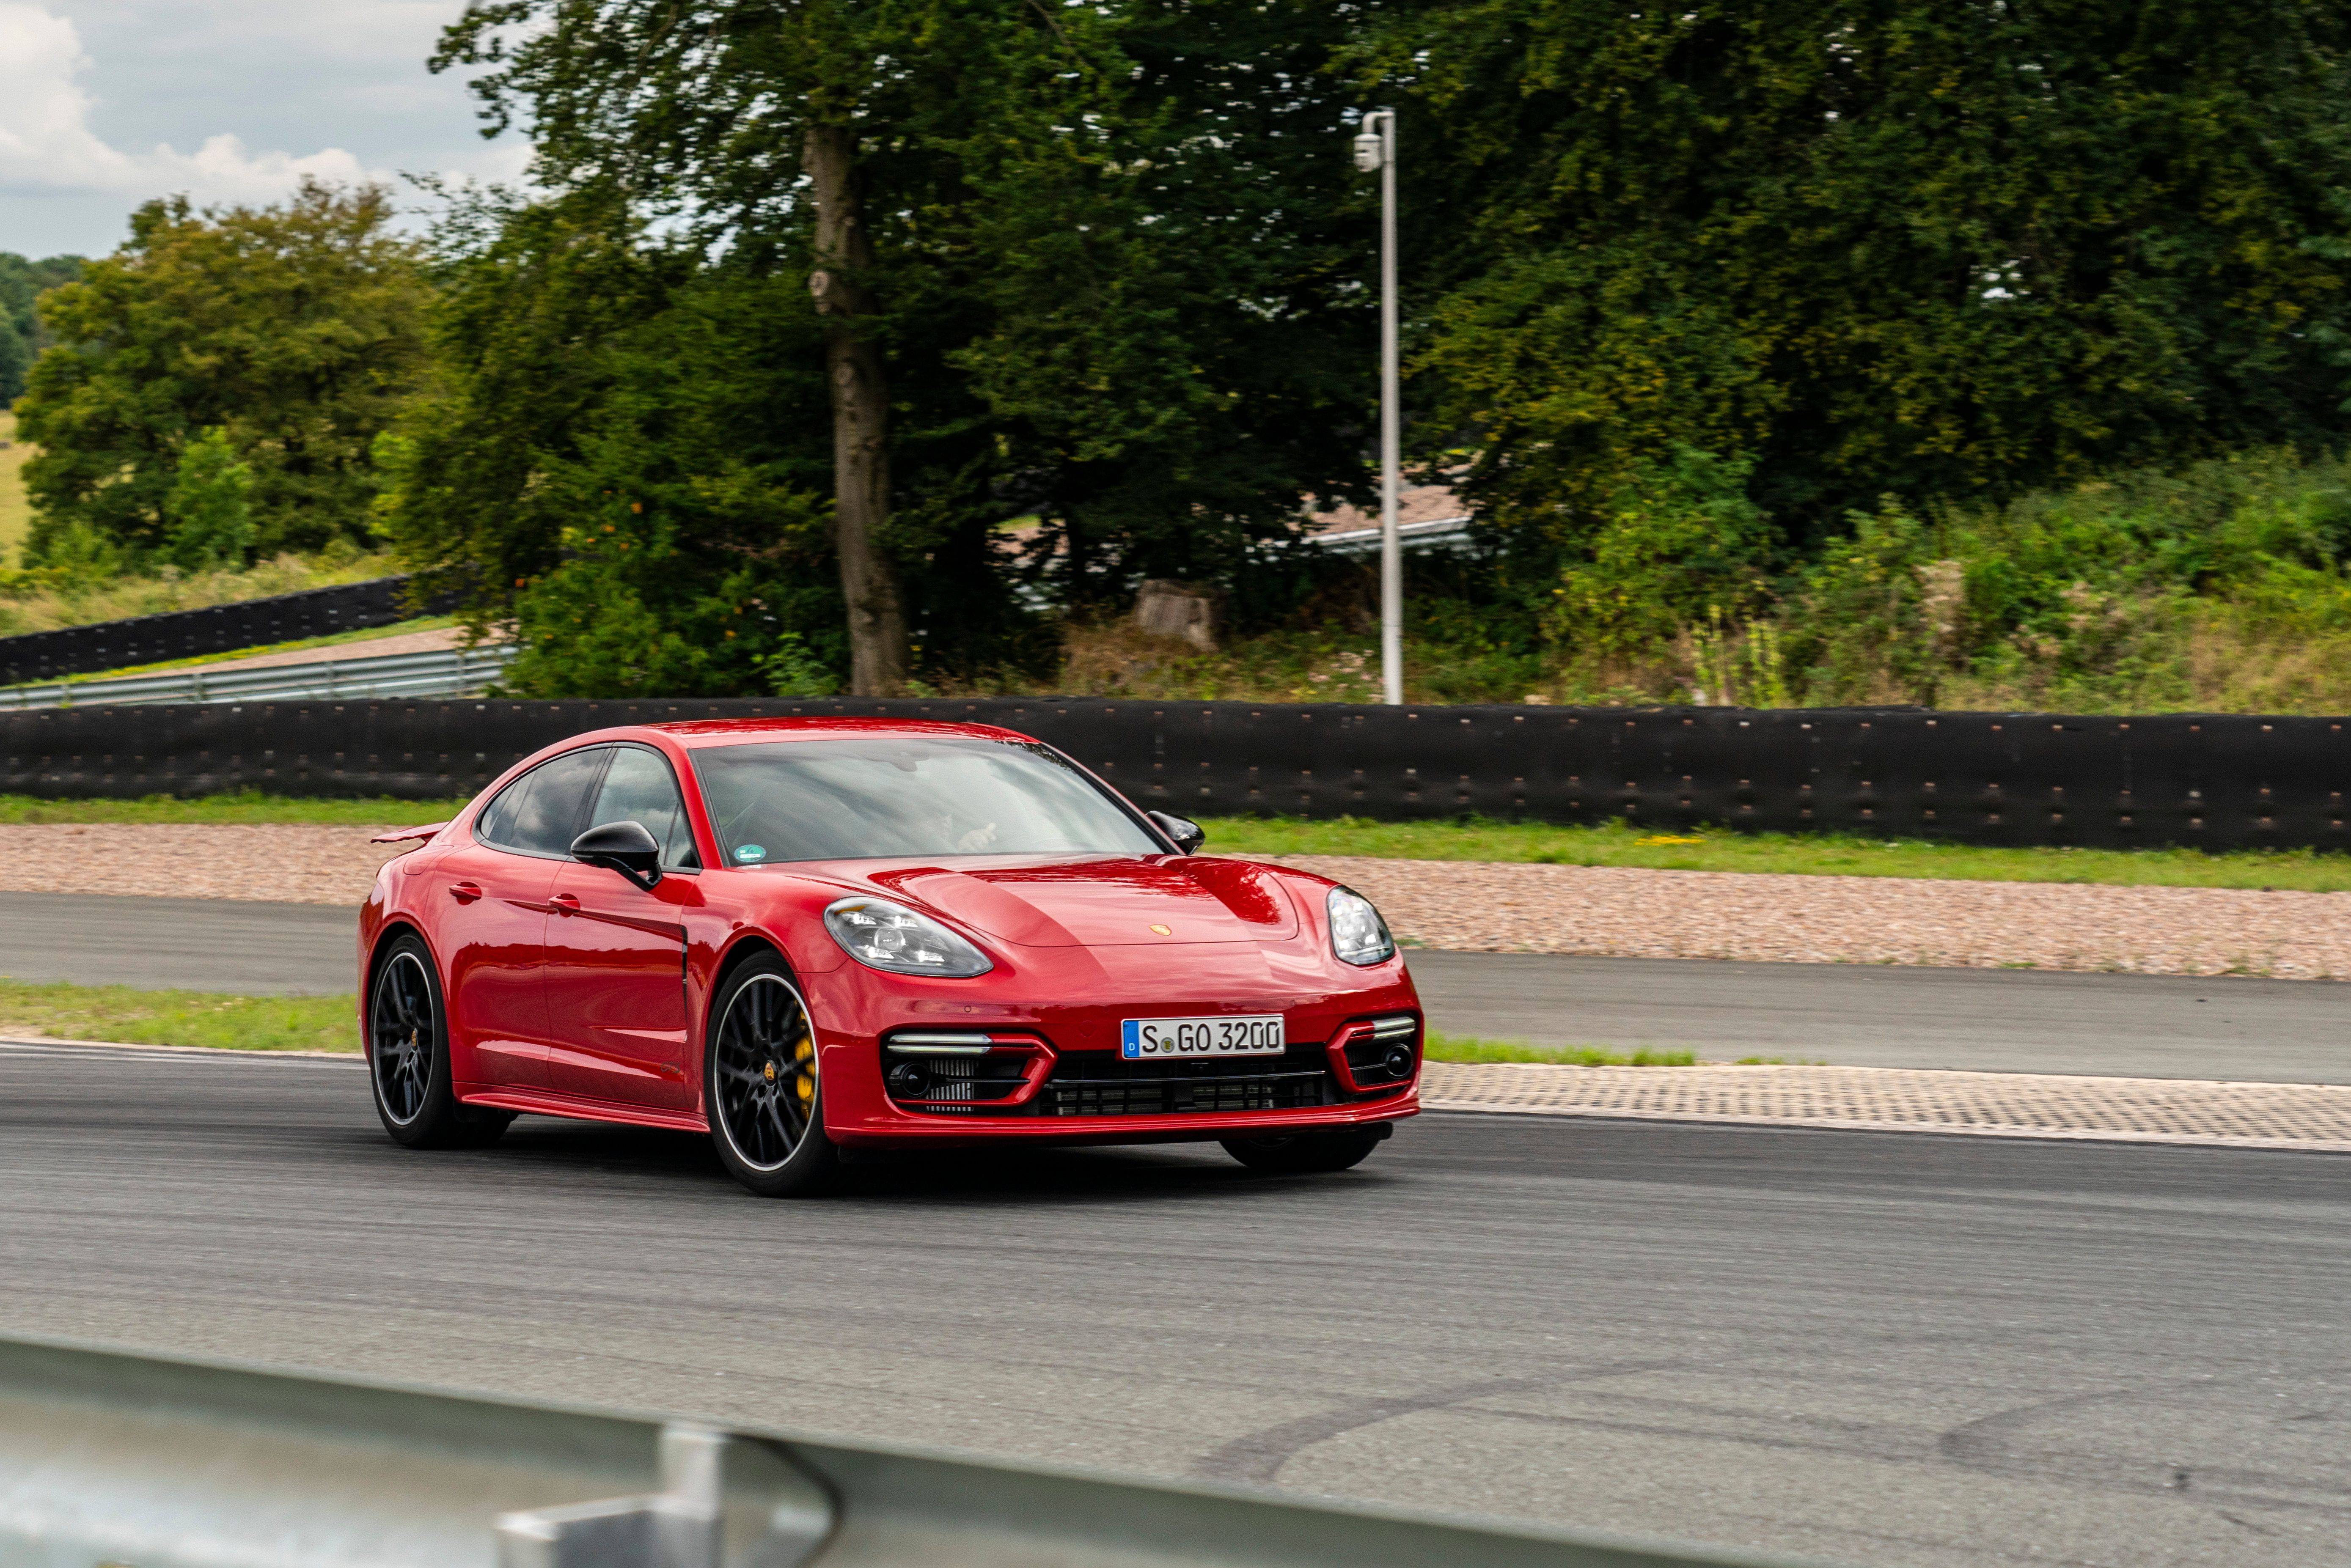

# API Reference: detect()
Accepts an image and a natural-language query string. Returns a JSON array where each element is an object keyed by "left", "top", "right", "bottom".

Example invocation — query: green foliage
[
  {"left": 0, "top": 252, "right": 81, "bottom": 403},
  {"left": 15, "top": 181, "right": 429, "bottom": 563},
  {"left": 378, "top": 201, "right": 860, "bottom": 697},
  {"left": 1774, "top": 449, "right": 2351, "bottom": 711},
  {"left": 1366, "top": 0, "right": 2351, "bottom": 541},
  {"left": 1548, "top": 447, "right": 1771, "bottom": 657},
  {"left": 163, "top": 427, "right": 256, "bottom": 571},
  {"left": 386, "top": 0, "right": 1378, "bottom": 692}
]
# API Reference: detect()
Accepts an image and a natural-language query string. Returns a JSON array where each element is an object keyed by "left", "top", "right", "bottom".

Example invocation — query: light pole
[{"left": 1352, "top": 109, "right": 1402, "bottom": 705}]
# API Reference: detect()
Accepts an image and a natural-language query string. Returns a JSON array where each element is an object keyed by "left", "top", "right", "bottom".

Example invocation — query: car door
[
  {"left": 441, "top": 746, "right": 610, "bottom": 1090},
  {"left": 542, "top": 744, "right": 702, "bottom": 1110}
]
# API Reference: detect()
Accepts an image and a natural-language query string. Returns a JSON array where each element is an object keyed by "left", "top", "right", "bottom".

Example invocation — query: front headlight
[
  {"left": 1326, "top": 886, "right": 1395, "bottom": 966},
  {"left": 823, "top": 897, "right": 994, "bottom": 978}
]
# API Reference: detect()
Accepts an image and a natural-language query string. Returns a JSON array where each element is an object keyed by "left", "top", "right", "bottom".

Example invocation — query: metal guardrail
[
  {"left": 0, "top": 1330, "right": 1837, "bottom": 1568},
  {"left": 0, "top": 643, "right": 517, "bottom": 710},
  {"left": 1309, "top": 514, "right": 1475, "bottom": 556}
]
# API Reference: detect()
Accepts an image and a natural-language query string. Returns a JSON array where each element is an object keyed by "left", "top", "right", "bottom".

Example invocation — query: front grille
[{"left": 1038, "top": 1043, "right": 1334, "bottom": 1118}]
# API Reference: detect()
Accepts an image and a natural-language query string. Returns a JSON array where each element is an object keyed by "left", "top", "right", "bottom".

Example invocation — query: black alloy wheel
[
  {"left": 371, "top": 949, "right": 435, "bottom": 1126},
  {"left": 368, "top": 933, "right": 511, "bottom": 1149},
  {"left": 706, "top": 954, "right": 838, "bottom": 1196}
]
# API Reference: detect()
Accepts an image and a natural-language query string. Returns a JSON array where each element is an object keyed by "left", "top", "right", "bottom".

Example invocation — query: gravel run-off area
[
  {"left": 4, "top": 824, "right": 2349, "bottom": 981},
  {"left": 1274, "top": 853, "right": 2351, "bottom": 980}
]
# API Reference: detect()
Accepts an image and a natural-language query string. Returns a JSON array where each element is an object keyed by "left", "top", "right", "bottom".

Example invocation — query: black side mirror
[
  {"left": 1147, "top": 810, "right": 1205, "bottom": 855},
  {"left": 571, "top": 820, "right": 663, "bottom": 890}
]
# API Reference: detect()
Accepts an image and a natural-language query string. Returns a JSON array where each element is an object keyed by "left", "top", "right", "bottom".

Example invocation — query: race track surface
[
  {"left": 1403, "top": 950, "right": 2351, "bottom": 1082},
  {"left": 0, "top": 890, "right": 354, "bottom": 994},
  {"left": 1, "top": 1041, "right": 2342, "bottom": 1568},
  {"left": 11, "top": 890, "right": 2349, "bottom": 1081}
]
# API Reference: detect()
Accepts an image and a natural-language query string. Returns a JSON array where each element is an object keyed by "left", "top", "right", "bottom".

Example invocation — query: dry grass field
[{"left": 0, "top": 410, "right": 31, "bottom": 567}]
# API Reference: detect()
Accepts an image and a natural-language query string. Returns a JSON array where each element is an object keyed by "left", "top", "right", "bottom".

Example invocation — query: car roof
[{"left": 641, "top": 716, "right": 1037, "bottom": 749}]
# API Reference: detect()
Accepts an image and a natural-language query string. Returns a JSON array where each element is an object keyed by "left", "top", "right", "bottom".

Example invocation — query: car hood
[{"left": 857, "top": 855, "right": 1300, "bottom": 947}]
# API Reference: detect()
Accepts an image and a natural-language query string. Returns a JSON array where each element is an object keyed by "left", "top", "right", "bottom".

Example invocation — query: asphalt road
[
  {"left": 0, "top": 890, "right": 354, "bottom": 995},
  {"left": 1, "top": 1040, "right": 2342, "bottom": 1568},
  {"left": 7, "top": 890, "right": 2345, "bottom": 1082},
  {"left": 1406, "top": 950, "right": 2351, "bottom": 1082}
]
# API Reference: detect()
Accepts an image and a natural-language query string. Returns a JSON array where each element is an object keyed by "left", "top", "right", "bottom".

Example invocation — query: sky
[{"left": 0, "top": 1, "right": 529, "bottom": 259}]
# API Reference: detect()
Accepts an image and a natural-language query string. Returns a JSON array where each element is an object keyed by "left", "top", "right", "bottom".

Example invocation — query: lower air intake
[{"left": 1039, "top": 1045, "right": 1333, "bottom": 1118}]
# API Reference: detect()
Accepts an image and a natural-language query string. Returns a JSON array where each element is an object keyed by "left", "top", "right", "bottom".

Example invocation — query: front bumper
[
  {"left": 798, "top": 936, "right": 1423, "bottom": 1150},
  {"left": 828, "top": 1090, "right": 1419, "bottom": 1150},
  {"left": 825, "top": 1030, "right": 1422, "bottom": 1147}
]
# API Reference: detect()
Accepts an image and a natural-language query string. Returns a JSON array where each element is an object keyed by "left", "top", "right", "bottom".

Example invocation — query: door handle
[
  {"left": 550, "top": 893, "right": 580, "bottom": 915},
  {"left": 448, "top": 882, "right": 482, "bottom": 903}
]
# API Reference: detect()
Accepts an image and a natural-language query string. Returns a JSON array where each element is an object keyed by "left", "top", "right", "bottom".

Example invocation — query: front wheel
[
  {"left": 706, "top": 953, "right": 839, "bottom": 1197},
  {"left": 1221, "top": 1124, "right": 1390, "bottom": 1175}
]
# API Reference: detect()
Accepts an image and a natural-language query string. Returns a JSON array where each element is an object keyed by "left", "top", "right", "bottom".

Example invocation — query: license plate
[{"left": 1121, "top": 1014, "right": 1285, "bottom": 1059}]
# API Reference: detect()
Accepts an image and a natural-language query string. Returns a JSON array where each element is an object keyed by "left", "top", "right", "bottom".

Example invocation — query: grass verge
[
  {"left": 1424, "top": 1031, "right": 1698, "bottom": 1066},
  {"left": 1201, "top": 815, "right": 2351, "bottom": 892},
  {"left": 0, "top": 979, "right": 357, "bottom": 1052},
  {"left": 0, "top": 791, "right": 470, "bottom": 825}
]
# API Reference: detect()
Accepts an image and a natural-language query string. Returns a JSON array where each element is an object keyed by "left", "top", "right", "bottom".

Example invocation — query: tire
[
  {"left": 1221, "top": 1125, "right": 1389, "bottom": 1175},
  {"left": 368, "top": 934, "right": 512, "bottom": 1150},
  {"left": 705, "top": 953, "right": 839, "bottom": 1197}
]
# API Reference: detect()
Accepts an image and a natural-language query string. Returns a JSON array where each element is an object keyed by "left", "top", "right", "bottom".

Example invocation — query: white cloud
[{"left": 0, "top": 3, "right": 390, "bottom": 206}]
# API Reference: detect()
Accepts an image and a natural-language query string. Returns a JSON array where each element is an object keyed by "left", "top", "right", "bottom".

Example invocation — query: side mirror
[
  {"left": 1146, "top": 810, "right": 1205, "bottom": 855},
  {"left": 571, "top": 820, "right": 663, "bottom": 890}
]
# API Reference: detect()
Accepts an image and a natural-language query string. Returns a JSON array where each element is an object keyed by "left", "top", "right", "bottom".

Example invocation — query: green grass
[
  {"left": 1424, "top": 1031, "right": 1697, "bottom": 1065},
  {"left": 0, "top": 791, "right": 468, "bottom": 825},
  {"left": 0, "top": 978, "right": 358, "bottom": 1052},
  {"left": 1199, "top": 814, "right": 2351, "bottom": 892}
]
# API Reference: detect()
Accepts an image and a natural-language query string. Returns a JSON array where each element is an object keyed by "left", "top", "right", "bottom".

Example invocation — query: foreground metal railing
[
  {"left": 0, "top": 1331, "right": 1833, "bottom": 1568},
  {"left": 0, "top": 643, "right": 517, "bottom": 710}
]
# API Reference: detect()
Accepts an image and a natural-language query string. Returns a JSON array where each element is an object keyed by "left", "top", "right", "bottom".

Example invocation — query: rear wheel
[
  {"left": 706, "top": 953, "right": 838, "bottom": 1197},
  {"left": 1221, "top": 1125, "right": 1388, "bottom": 1175},
  {"left": 369, "top": 934, "right": 511, "bottom": 1149}
]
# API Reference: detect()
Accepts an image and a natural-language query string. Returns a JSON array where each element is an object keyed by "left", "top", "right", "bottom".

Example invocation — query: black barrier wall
[
  {"left": 2, "top": 696, "right": 2345, "bottom": 851},
  {"left": 0, "top": 577, "right": 435, "bottom": 686}
]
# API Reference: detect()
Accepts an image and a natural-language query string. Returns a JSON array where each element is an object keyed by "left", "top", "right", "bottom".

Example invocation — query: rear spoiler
[{"left": 369, "top": 821, "right": 451, "bottom": 845}]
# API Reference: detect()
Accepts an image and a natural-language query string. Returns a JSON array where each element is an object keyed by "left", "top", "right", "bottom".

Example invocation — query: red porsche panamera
[{"left": 358, "top": 718, "right": 1422, "bottom": 1195}]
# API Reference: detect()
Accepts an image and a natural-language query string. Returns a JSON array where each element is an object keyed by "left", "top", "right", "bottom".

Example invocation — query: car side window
[
  {"left": 476, "top": 747, "right": 611, "bottom": 858},
  {"left": 585, "top": 746, "right": 701, "bottom": 870}
]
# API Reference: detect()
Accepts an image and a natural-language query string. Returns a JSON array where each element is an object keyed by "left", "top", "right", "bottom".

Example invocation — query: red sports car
[{"left": 359, "top": 718, "right": 1422, "bottom": 1195}]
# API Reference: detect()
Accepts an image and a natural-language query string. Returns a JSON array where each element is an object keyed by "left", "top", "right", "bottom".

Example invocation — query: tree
[
  {"left": 0, "top": 252, "right": 82, "bottom": 404},
  {"left": 15, "top": 181, "right": 431, "bottom": 562},
  {"left": 416, "top": 0, "right": 1376, "bottom": 694},
  {"left": 164, "top": 426, "right": 257, "bottom": 571},
  {"left": 1358, "top": 0, "right": 2351, "bottom": 546}
]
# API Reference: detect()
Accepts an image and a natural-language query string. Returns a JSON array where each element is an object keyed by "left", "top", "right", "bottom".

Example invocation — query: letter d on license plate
[{"left": 1121, "top": 1014, "right": 1286, "bottom": 1059}]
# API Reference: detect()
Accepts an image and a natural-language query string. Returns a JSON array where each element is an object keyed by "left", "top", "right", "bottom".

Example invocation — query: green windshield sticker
[{"left": 734, "top": 844, "right": 767, "bottom": 862}]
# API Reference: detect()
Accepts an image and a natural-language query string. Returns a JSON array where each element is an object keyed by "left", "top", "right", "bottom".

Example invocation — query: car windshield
[{"left": 689, "top": 736, "right": 1163, "bottom": 865}]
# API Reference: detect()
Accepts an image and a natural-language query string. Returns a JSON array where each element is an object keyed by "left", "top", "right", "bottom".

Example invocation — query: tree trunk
[{"left": 804, "top": 121, "right": 907, "bottom": 696}]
